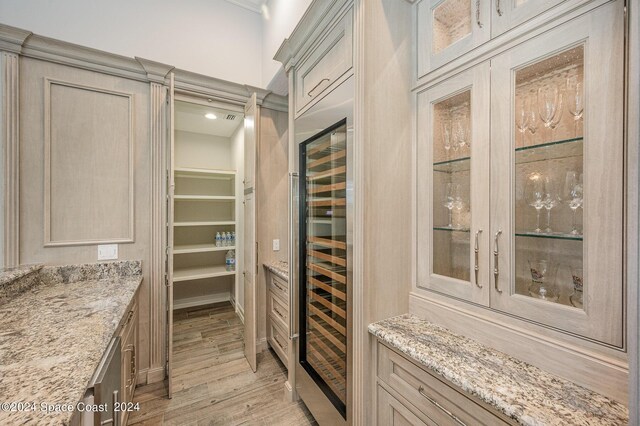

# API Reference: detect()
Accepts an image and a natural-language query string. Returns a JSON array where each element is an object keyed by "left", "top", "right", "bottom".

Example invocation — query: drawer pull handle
[
  {"left": 418, "top": 386, "right": 467, "bottom": 426},
  {"left": 308, "top": 78, "right": 330, "bottom": 97},
  {"left": 474, "top": 229, "right": 482, "bottom": 288},
  {"left": 494, "top": 230, "right": 502, "bottom": 293}
]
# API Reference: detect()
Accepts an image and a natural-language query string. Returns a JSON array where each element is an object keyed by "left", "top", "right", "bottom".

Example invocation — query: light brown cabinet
[
  {"left": 119, "top": 296, "right": 138, "bottom": 426},
  {"left": 417, "top": 0, "right": 572, "bottom": 77},
  {"left": 266, "top": 271, "right": 290, "bottom": 366},
  {"left": 376, "top": 343, "right": 514, "bottom": 426},
  {"left": 416, "top": 1, "right": 624, "bottom": 345}
]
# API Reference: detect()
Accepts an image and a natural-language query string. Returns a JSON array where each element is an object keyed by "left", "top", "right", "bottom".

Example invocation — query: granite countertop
[
  {"left": 264, "top": 260, "right": 289, "bottom": 281},
  {"left": 369, "top": 314, "right": 628, "bottom": 426},
  {"left": 0, "top": 264, "right": 43, "bottom": 287},
  {"left": 0, "top": 261, "right": 142, "bottom": 425}
]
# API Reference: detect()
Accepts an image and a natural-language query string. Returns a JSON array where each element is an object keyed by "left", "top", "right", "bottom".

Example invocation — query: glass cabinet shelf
[
  {"left": 515, "top": 137, "right": 583, "bottom": 165},
  {"left": 433, "top": 156, "right": 470, "bottom": 173},
  {"left": 433, "top": 226, "right": 470, "bottom": 232},
  {"left": 515, "top": 232, "right": 583, "bottom": 241}
]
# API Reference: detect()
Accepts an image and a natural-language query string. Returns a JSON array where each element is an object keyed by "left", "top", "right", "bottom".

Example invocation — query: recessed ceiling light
[{"left": 205, "top": 113, "right": 217, "bottom": 120}]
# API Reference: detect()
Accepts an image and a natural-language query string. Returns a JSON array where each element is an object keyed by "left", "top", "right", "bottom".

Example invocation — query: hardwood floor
[{"left": 128, "top": 302, "right": 317, "bottom": 426}]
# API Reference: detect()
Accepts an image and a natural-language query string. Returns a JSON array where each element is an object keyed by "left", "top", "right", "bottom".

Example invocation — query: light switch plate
[
  {"left": 272, "top": 239, "right": 280, "bottom": 251},
  {"left": 98, "top": 244, "right": 118, "bottom": 260}
]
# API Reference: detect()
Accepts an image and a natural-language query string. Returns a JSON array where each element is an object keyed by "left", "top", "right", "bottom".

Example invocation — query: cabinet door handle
[
  {"left": 476, "top": 0, "right": 483, "bottom": 27},
  {"left": 418, "top": 386, "right": 467, "bottom": 426},
  {"left": 496, "top": 0, "right": 503, "bottom": 16},
  {"left": 494, "top": 230, "right": 502, "bottom": 293},
  {"left": 474, "top": 229, "right": 482, "bottom": 288},
  {"left": 308, "top": 78, "right": 330, "bottom": 97}
]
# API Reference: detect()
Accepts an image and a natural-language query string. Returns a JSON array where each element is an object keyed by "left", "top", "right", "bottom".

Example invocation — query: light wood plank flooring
[{"left": 128, "top": 302, "right": 316, "bottom": 425}]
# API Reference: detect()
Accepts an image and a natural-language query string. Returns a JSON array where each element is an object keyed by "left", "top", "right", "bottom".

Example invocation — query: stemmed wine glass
[
  {"left": 515, "top": 95, "right": 529, "bottom": 147},
  {"left": 567, "top": 74, "right": 584, "bottom": 137},
  {"left": 543, "top": 176, "right": 562, "bottom": 234},
  {"left": 527, "top": 91, "right": 538, "bottom": 145},
  {"left": 564, "top": 171, "right": 584, "bottom": 235},
  {"left": 570, "top": 267, "right": 584, "bottom": 308},
  {"left": 525, "top": 172, "right": 546, "bottom": 233},
  {"left": 548, "top": 88, "right": 564, "bottom": 139},
  {"left": 442, "top": 118, "right": 453, "bottom": 156},
  {"left": 528, "top": 259, "right": 559, "bottom": 302},
  {"left": 443, "top": 183, "right": 460, "bottom": 229},
  {"left": 538, "top": 85, "right": 559, "bottom": 142},
  {"left": 453, "top": 115, "right": 468, "bottom": 150}
]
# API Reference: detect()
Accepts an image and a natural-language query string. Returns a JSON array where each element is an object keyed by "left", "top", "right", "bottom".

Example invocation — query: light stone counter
[
  {"left": 369, "top": 314, "right": 628, "bottom": 426},
  {"left": 0, "top": 261, "right": 142, "bottom": 425},
  {"left": 264, "top": 260, "right": 289, "bottom": 281}
]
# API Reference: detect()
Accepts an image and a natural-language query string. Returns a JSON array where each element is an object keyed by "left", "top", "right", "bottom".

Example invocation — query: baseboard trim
[
  {"left": 136, "top": 368, "right": 148, "bottom": 386},
  {"left": 147, "top": 366, "right": 165, "bottom": 384},
  {"left": 173, "top": 292, "right": 230, "bottom": 310},
  {"left": 236, "top": 304, "right": 245, "bottom": 324}
]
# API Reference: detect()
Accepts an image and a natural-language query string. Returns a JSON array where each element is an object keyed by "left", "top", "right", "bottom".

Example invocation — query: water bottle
[
  {"left": 225, "top": 232, "right": 231, "bottom": 246},
  {"left": 215, "top": 232, "right": 222, "bottom": 247},
  {"left": 225, "top": 250, "right": 235, "bottom": 271},
  {"left": 231, "top": 231, "right": 236, "bottom": 247}
]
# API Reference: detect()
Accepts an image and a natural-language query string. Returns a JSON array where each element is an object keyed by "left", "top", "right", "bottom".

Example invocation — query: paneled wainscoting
[{"left": 128, "top": 302, "right": 316, "bottom": 425}]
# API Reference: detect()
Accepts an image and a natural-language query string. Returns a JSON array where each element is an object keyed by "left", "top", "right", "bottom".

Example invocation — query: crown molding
[
  {"left": 0, "top": 23, "right": 32, "bottom": 54},
  {"left": 135, "top": 57, "right": 174, "bottom": 84},
  {"left": 273, "top": 0, "right": 350, "bottom": 70}
]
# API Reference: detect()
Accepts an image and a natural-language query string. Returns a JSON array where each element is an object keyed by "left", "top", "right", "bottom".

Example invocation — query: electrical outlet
[
  {"left": 98, "top": 244, "right": 118, "bottom": 260},
  {"left": 272, "top": 239, "right": 280, "bottom": 251}
]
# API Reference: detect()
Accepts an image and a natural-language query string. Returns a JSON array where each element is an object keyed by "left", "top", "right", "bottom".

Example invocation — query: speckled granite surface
[
  {"left": 264, "top": 260, "right": 289, "bottom": 281},
  {"left": 369, "top": 314, "right": 628, "bottom": 426},
  {"left": 0, "top": 265, "right": 43, "bottom": 305},
  {"left": 0, "top": 261, "right": 142, "bottom": 425}
]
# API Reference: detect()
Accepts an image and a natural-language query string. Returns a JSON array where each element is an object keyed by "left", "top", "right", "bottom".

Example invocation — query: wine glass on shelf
[
  {"left": 453, "top": 115, "right": 468, "bottom": 151},
  {"left": 564, "top": 171, "right": 584, "bottom": 235},
  {"left": 567, "top": 74, "right": 584, "bottom": 137},
  {"left": 549, "top": 87, "right": 564, "bottom": 140},
  {"left": 528, "top": 259, "right": 560, "bottom": 302},
  {"left": 453, "top": 188, "right": 465, "bottom": 230},
  {"left": 543, "top": 175, "right": 562, "bottom": 234},
  {"left": 515, "top": 95, "right": 529, "bottom": 148},
  {"left": 525, "top": 172, "right": 546, "bottom": 233},
  {"left": 443, "top": 183, "right": 459, "bottom": 229},
  {"left": 538, "top": 84, "right": 559, "bottom": 142},
  {"left": 442, "top": 118, "right": 452, "bottom": 157},
  {"left": 527, "top": 91, "right": 538, "bottom": 146}
]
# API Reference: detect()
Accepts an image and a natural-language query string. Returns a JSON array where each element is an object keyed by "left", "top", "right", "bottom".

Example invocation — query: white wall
[
  {"left": 0, "top": 0, "right": 263, "bottom": 87},
  {"left": 261, "top": 0, "right": 313, "bottom": 90}
]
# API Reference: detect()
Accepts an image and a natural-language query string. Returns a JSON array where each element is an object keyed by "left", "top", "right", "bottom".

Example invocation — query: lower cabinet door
[{"left": 377, "top": 385, "right": 433, "bottom": 426}]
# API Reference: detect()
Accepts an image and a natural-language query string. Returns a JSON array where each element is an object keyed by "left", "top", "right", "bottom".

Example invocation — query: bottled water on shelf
[
  {"left": 215, "top": 232, "right": 222, "bottom": 247},
  {"left": 225, "top": 250, "right": 236, "bottom": 271}
]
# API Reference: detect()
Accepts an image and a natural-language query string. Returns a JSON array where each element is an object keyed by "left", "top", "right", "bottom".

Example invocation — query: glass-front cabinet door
[
  {"left": 300, "top": 120, "right": 348, "bottom": 418},
  {"left": 490, "top": 2, "right": 624, "bottom": 346},
  {"left": 417, "top": 63, "right": 490, "bottom": 305},
  {"left": 418, "top": 0, "right": 490, "bottom": 77},
  {"left": 491, "top": 0, "right": 567, "bottom": 38}
]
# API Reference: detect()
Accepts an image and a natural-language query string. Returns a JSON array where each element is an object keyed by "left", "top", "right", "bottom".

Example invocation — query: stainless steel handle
[
  {"left": 474, "top": 229, "right": 483, "bottom": 288},
  {"left": 289, "top": 172, "right": 299, "bottom": 339},
  {"left": 476, "top": 0, "right": 483, "bottom": 27},
  {"left": 101, "top": 390, "right": 120, "bottom": 426},
  {"left": 496, "top": 0, "right": 503, "bottom": 16},
  {"left": 418, "top": 386, "right": 466, "bottom": 426},
  {"left": 494, "top": 230, "right": 502, "bottom": 293},
  {"left": 308, "top": 78, "right": 330, "bottom": 97}
]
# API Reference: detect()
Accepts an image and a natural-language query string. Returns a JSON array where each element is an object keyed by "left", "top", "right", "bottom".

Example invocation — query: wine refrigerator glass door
[{"left": 299, "top": 119, "right": 348, "bottom": 420}]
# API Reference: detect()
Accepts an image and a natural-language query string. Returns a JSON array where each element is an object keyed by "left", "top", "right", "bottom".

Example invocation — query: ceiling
[
  {"left": 175, "top": 101, "right": 243, "bottom": 138},
  {"left": 224, "top": 0, "right": 267, "bottom": 14}
]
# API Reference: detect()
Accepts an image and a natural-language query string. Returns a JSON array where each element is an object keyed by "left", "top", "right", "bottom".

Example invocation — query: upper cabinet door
[
  {"left": 491, "top": 0, "right": 567, "bottom": 38},
  {"left": 417, "top": 62, "right": 491, "bottom": 305},
  {"left": 418, "top": 0, "right": 490, "bottom": 77},
  {"left": 244, "top": 93, "right": 258, "bottom": 190},
  {"left": 489, "top": 1, "right": 624, "bottom": 346}
]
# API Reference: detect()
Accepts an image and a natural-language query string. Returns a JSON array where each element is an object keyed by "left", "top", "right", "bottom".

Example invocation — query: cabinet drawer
[
  {"left": 294, "top": 7, "right": 353, "bottom": 115},
  {"left": 269, "top": 320, "right": 289, "bottom": 365},
  {"left": 269, "top": 290, "right": 289, "bottom": 332},
  {"left": 378, "top": 385, "right": 434, "bottom": 426},
  {"left": 378, "top": 343, "right": 513, "bottom": 426},
  {"left": 269, "top": 274, "right": 289, "bottom": 303}
]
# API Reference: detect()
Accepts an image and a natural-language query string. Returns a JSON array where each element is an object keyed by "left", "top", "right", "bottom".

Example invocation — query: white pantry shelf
[
  {"left": 174, "top": 244, "right": 236, "bottom": 254},
  {"left": 173, "top": 265, "right": 236, "bottom": 282}
]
